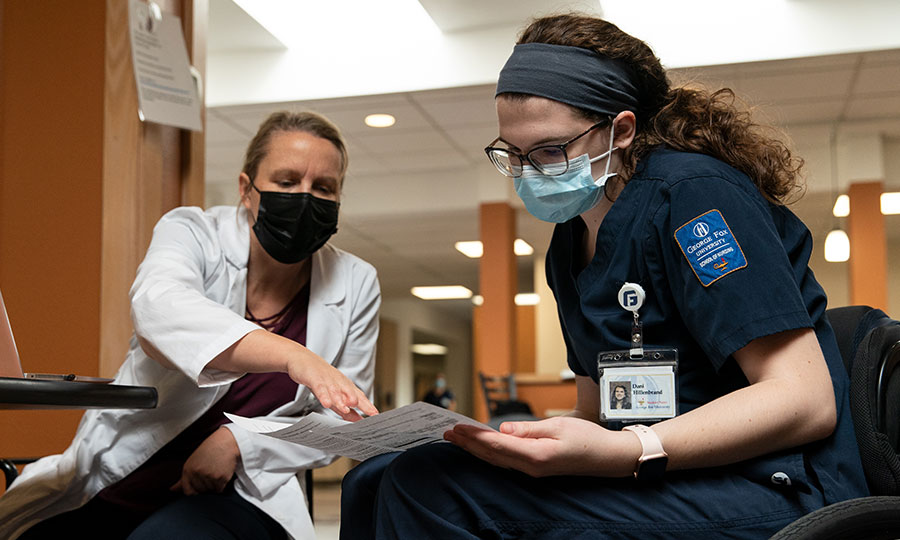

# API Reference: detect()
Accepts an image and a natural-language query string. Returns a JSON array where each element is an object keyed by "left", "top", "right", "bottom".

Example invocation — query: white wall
[
  {"left": 808, "top": 237, "right": 899, "bottom": 316},
  {"left": 533, "top": 255, "right": 568, "bottom": 376},
  {"left": 380, "top": 298, "right": 473, "bottom": 414}
]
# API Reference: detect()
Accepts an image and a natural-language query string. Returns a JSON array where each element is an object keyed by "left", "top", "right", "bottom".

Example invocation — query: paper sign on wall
[{"left": 128, "top": 0, "right": 202, "bottom": 131}]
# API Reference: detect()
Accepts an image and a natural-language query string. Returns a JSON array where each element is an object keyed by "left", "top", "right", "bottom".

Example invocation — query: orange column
[
  {"left": 848, "top": 181, "right": 888, "bottom": 310},
  {"left": 0, "top": 1, "right": 108, "bottom": 469},
  {"left": 515, "top": 304, "right": 536, "bottom": 374},
  {"left": 473, "top": 203, "right": 517, "bottom": 422}
]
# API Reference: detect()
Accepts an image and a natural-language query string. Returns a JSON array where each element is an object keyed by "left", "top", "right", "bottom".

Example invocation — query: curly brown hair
[{"left": 516, "top": 14, "right": 803, "bottom": 204}]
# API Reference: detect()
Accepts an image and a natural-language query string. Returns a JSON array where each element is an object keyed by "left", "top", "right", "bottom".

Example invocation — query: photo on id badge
[{"left": 598, "top": 351, "right": 678, "bottom": 422}]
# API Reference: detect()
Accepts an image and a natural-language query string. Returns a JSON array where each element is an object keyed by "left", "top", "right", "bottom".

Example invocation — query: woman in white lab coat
[{"left": 0, "top": 111, "right": 380, "bottom": 540}]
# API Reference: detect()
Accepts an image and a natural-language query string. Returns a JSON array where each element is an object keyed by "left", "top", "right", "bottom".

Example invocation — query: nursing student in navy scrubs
[{"left": 340, "top": 13, "right": 868, "bottom": 539}]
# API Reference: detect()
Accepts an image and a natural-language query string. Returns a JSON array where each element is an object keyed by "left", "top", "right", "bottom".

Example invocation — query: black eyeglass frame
[{"left": 483, "top": 120, "right": 611, "bottom": 178}]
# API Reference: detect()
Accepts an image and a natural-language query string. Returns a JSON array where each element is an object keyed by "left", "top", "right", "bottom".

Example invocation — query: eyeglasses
[{"left": 484, "top": 120, "right": 609, "bottom": 178}]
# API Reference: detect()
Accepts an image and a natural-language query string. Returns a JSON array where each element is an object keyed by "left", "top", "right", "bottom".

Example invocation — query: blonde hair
[{"left": 242, "top": 111, "right": 349, "bottom": 184}]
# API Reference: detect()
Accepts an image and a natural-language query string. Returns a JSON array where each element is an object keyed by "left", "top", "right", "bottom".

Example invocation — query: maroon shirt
[{"left": 96, "top": 284, "right": 310, "bottom": 517}]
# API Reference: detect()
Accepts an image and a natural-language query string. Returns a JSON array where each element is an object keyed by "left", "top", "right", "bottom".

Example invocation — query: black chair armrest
[
  {"left": 1, "top": 457, "right": 37, "bottom": 489},
  {"left": 770, "top": 496, "right": 900, "bottom": 539}
]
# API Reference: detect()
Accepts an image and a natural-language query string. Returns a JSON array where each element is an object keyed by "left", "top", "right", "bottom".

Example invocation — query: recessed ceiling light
[
  {"left": 454, "top": 239, "right": 534, "bottom": 258},
  {"left": 411, "top": 285, "right": 473, "bottom": 300},
  {"left": 365, "top": 113, "right": 395, "bottom": 128},
  {"left": 471, "top": 295, "right": 484, "bottom": 306}
]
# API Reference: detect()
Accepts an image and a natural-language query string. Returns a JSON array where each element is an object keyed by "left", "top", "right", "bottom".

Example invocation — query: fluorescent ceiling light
[
  {"left": 411, "top": 286, "right": 472, "bottom": 300},
  {"left": 824, "top": 229, "right": 850, "bottom": 262},
  {"left": 411, "top": 343, "right": 448, "bottom": 355},
  {"left": 454, "top": 239, "right": 534, "bottom": 258},
  {"left": 454, "top": 241, "right": 483, "bottom": 258},
  {"left": 515, "top": 293, "right": 540, "bottom": 306},
  {"left": 881, "top": 192, "right": 900, "bottom": 215},
  {"left": 832, "top": 195, "right": 850, "bottom": 217},
  {"left": 831, "top": 192, "right": 900, "bottom": 215},
  {"left": 365, "top": 113, "right": 395, "bottom": 128},
  {"left": 514, "top": 239, "right": 534, "bottom": 256},
  {"left": 470, "top": 294, "right": 539, "bottom": 306}
]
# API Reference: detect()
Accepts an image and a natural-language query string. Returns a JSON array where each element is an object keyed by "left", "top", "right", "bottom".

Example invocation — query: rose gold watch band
[{"left": 623, "top": 424, "right": 668, "bottom": 480}]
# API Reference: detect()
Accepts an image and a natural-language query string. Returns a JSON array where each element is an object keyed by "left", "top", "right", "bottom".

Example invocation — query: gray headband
[{"left": 496, "top": 43, "right": 639, "bottom": 117}]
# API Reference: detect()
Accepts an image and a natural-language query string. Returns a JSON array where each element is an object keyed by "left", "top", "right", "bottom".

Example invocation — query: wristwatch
[{"left": 623, "top": 424, "right": 668, "bottom": 482}]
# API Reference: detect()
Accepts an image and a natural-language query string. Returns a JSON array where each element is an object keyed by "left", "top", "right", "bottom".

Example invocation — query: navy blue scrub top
[{"left": 546, "top": 147, "right": 868, "bottom": 505}]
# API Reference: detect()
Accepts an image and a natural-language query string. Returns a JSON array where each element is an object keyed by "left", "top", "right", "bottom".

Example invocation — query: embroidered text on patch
[{"left": 674, "top": 209, "right": 747, "bottom": 287}]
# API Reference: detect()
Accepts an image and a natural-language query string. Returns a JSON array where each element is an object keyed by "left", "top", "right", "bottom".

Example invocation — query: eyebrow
[
  {"left": 497, "top": 132, "right": 573, "bottom": 152},
  {"left": 270, "top": 168, "right": 339, "bottom": 185}
]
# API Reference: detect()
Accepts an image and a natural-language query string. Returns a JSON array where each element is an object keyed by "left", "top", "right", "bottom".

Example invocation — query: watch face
[{"left": 637, "top": 456, "right": 668, "bottom": 482}]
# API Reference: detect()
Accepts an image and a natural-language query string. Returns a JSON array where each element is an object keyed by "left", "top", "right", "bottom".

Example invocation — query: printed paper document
[{"left": 226, "top": 401, "right": 492, "bottom": 461}]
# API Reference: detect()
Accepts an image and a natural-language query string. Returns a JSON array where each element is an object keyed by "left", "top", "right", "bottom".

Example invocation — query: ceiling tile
[
  {"left": 315, "top": 102, "right": 433, "bottom": 136},
  {"left": 862, "top": 49, "right": 900, "bottom": 65},
  {"left": 443, "top": 125, "right": 500, "bottom": 159},
  {"left": 845, "top": 94, "right": 900, "bottom": 120},
  {"left": 215, "top": 106, "right": 284, "bottom": 135},
  {"left": 351, "top": 128, "right": 454, "bottom": 154},
  {"left": 418, "top": 97, "right": 499, "bottom": 128},
  {"left": 411, "top": 84, "right": 496, "bottom": 103},
  {"left": 735, "top": 68, "right": 855, "bottom": 104},
  {"left": 378, "top": 149, "right": 471, "bottom": 172},
  {"left": 345, "top": 156, "right": 390, "bottom": 179},
  {"left": 206, "top": 112, "right": 252, "bottom": 145},
  {"left": 735, "top": 53, "right": 860, "bottom": 75},
  {"left": 758, "top": 99, "right": 845, "bottom": 126},
  {"left": 670, "top": 65, "right": 740, "bottom": 89},
  {"left": 854, "top": 64, "right": 900, "bottom": 95}
]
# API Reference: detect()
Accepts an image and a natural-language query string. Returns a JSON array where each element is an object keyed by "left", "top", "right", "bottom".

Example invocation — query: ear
[
  {"left": 612, "top": 111, "right": 636, "bottom": 150},
  {"left": 238, "top": 172, "right": 253, "bottom": 210}
]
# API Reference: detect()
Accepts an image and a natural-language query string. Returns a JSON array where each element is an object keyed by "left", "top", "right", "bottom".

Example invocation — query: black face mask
[{"left": 250, "top": 183, "right": 339, "bottom": 264}]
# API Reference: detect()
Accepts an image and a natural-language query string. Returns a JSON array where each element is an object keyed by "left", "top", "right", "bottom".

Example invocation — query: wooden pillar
[
  {"left": 100, "top": 0, "right": 207, "bottom": 377},
  {"left": 515, "top": 304, "right": 536, "bottom": 374},
  {"left": 0, "top": 1, "right": 206, "bottom": 477},
  {"left": 473, "top": 202, "right": 517, "bottom": 422},
  {"left": 848, "top": 181, "right": 888, "bottom": 311}
]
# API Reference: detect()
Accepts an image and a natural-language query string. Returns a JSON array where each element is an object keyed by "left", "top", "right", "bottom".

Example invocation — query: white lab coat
[{"left": 0, "top": 205, "right": 380, "bottom": 540}]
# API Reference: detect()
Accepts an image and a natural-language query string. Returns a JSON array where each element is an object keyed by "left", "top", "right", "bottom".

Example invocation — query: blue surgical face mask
[{"left": 514, "top": 123, "right": 618, "bottom": 223}]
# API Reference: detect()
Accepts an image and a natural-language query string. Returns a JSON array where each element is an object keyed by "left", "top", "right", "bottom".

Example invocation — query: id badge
[{"left": 597, "top": 348, "right": 678, "bottom": 423}]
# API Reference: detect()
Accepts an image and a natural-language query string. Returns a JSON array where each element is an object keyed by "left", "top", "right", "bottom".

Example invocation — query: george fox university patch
[{"left": 674, "top": 209, "right": 747, "bottom": 287}]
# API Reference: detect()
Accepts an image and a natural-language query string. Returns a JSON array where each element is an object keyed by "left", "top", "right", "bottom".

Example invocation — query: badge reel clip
[{"left": 597, "top": 283, "right": 678, "bottom": 426}]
